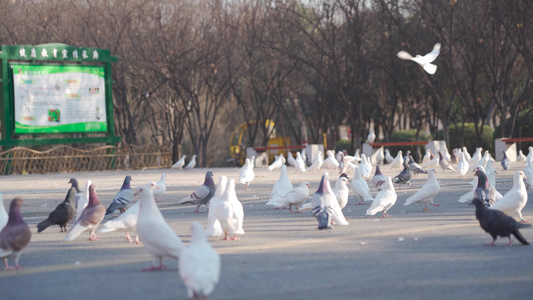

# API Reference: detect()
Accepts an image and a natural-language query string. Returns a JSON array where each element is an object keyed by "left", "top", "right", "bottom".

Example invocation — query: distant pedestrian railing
[{"left": 0, "top": 144, "right": 172, "bottom": 175}]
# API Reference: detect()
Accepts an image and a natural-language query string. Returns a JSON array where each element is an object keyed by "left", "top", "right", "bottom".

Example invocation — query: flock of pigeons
[{"left": 1, "top": 143, "right": 532, "bottom": 299}]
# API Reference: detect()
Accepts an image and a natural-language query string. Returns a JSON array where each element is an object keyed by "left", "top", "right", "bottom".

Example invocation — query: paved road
[{"left": 1, "top": 164, "right": 532, "bottom": 299}]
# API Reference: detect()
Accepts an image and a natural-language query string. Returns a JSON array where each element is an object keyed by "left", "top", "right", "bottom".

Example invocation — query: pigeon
[
  {"left": 438, "top": 151, "right": 456, "bottom": 172},
  {"left": 517, "top": 150, "right": 527, "bottom": 162},
  {"left": 490, "top": 171, "right": 528, "bottom": 222},
  {"left": 68, "top": 178, "right": 82, "bottom": 206},
  {"left": 37, "top": 179, "right": 77, "bottom": 233},
  {"left": 393, "top": 161, "right": 413, "bottom": 189},
  {"left": 404, "top": 168, "right": 440, "bottom": 211},
  {"left": 287, "top": 151, "right": 296, "bottom": 166},
  {"left": 171, "top": 155, "right": 187, "bottom": 169},
  {"left": 384, "top": 149, "right": 394, "bottom": 164},
  {"left": 338, "top": 153, "right": 347, "bottom": 174},
  {"left": 366, "top": 177, "right": 398, "bottom": 217},
  {"left": 333, "top": 176, "right": 350, "bottom": 210},
  {"left": 501, "top": 151, "right": 511, "bottom": 171},
  {"left": 0, "top": 194, "right": 7, "bottom": 231},
  {"left": 266, "top": 165, "right": 293, "bottom": 208},
  {"left": 397, "top": 43, "right": 441, "bottom": 74},
  {"left": 458, "top": 177, "right": 479, "bottom": 203},
  {"left": 359, "top": 154, "right": 373, "bottom": 179},
  {"left": 76, "top": 180, "right": 92, "bottom": 221},
  {"left": 267, "top": 155, "right": 284, "bottom": 171},
  {"left": 524, "top": 158, "right": 533, "bottom": 189},
  {"left": 458, "top": 151, "right": 470, "bottom": 177},
  {"left": 105, "top": 175, "right": 133, "bottom": 215},
  {"left": 462, "top": 147, "right": 472, "bottom": 162},
  {"left": 99, "top": 201, "right": 141, "bottom": 244},
  {"left": 421, "top": 152, "right": 439, "bottom": 169},
  {"left": 408, "top": 155, "right": 428, "bottom": 175},
  {"left": 451, "top": 148, "right": 459, "bottom": 164},
  {"left": 307, "top": 151, "right": 324, "bottom": 172},
  {"left": 64, "top": 185, "right": 106, "bottom": 241},
  {"left": 215, "top": 179, "right": 245, "bottom": 240},
  {"left": 286, "top": 182, "right": 311, "bottom": 213},
  {"left": 390, "top": 150, "right": 404, "bottom": 169},
  {"left": 421, "top": 149, "right": 432, "bottom": 166},
  {"left": 367, "top": 129, "right": 376, "bottom": 143},
  {"left": 322, "top": 150, "right": 339, "bottom": 169},
  {"left": 135, "top": 183, "right": 184, "bottom": 270},
  {"left": 474, "top": 167, "right": 497, "bottom": 207},
  {"left": 179, "top": 222, "right": 221, "bottom": 300},
  {"left": 311, "top": 173, "right": 348, "bottom": 230},
  {"left": 485, "top": 160, "right": 497, "bottom": 178},
  {"left": 351, "top": 166, "right": 374, "bottom": 204},
  {"left": 470, "top": 150, "right": 491, "bottom": 171},
  {"left": 179, "top": 171, "right": 216, "bottom": 213},
  {"left": 468, "top": 147, "right": 482, "bottom": 165},
  {"left": 372, "top": 164, "right": 387, "bottom": 191},
  {"left": 239, "top": 158, "right": 255, "bottom": 189},
  {"left": 472, "top": 197, "right": 530, "bottom": 246},
  {"left": 153, "top": 173, "right": 167, "bottom": 199},
  {"left": 0, "top": 198, "right": 32, "bottom": 270},
  {"left": 205, "top": 176, "right": 227, "bottom": 237},
  {"left": 185, "top": 155, "right": 197, "bottom": 170},
  {"left": 375, "top": 148, "right": 385, "bottom": 165},
  {"left": 294, "top": 152, "right": 307, "bottom": 173}
]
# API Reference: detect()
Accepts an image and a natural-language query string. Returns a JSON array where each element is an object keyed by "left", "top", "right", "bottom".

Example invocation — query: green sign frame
[{"left": 0, "top": 43, "right": 121, "bottom": 148}]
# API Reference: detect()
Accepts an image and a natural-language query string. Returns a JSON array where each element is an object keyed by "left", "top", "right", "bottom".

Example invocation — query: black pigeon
[
  {"left": 408, "top": 155, "right": 428, "bottom": 175},
  {"left": 472, "top": 197, "right": 530, "bottom": 246},
  {"left": 393, "top": 161, "right": 413, "bottom": 189},
  {"left": 501, "top": 151, "right": 511, "bottom": 171},
  {"left": 37, "top": 178, "right": 78, "bottom": 233}
]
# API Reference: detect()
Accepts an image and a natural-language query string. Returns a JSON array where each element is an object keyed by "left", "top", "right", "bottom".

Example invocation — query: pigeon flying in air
[
  {"left": 366, "top": 177, "right": 398, "bottom": 218},
  {"left": 135, "top": 183, "right": 184, "bottom": 271},
  {"left": 397, "top": 43, "right": 441, "bottom": 74},
  {"left": 105, "top": 175, "right": 133, "bottom": 215},
  {"left": 179, "top": 171, "right": 216, "bottom": 213},
  {"left": 171, "top": 155, "right": 187, "bottom": 169},
  {"left": 205, "top": 176, "right": 227, "bottom": 237},
  {"left": 501, "top": 151, "right": 511, "bottom": 171},
  {"left": 472, "top": 198, "right": 530, "bottom": 246},
  {"left": 179, "top": 222, "right": 221, "bottom": 300},
  {"left": 0, "top": 198, "right": 32, "bottom": 270},
  {"left": 215, "top": 179, "right": 245, "bottom": 240},
  {"left": 404, "top": 168, "right": 440, "bottom": 211},
  {"left": 0, "top": 194, "right": 9, "bottom": 232},
  {"left": 37, "top": 178, "right": 78, "bottom": 233},
  {"left": 184, "top": 155, "right": 197, "bottom": 170},
  {"left": 64, "top": 184, "right": 106, "bottom": 241},
  {"left": 239, "top": 158, "right": 255, "bottom": 189},
  {"left": 266, "top": 165, "right": 293, "bottom": 209},
  {"left": 490, "top": 171, "right": 529, "bottom": 222},
  {"left": 393, "top": 161, "right": 413, "bottom": 189}
]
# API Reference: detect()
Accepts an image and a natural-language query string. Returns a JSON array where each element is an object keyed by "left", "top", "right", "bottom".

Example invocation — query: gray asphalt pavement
[{"left": 1, "top": 163, "right": 532, "bottom": 300}]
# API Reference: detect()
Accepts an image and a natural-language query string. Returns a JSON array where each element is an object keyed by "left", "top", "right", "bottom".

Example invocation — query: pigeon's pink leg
[
  {"left": 289, "top": 205, "right": 295, "bottom": 213},
  {"left": 431, "top": 203, "right": 440, "bottom": 207},
  {"left": 195, "top": 207, "right": 203, "bottom": 213},
  {"left": 89, "top": 233, "right": 99, "bottom": 241},
  {"left": 381, "top": 212, "right": 391, "bottom": 218},
  {"left": 520, "top": 219, "right": 530, "bottom": 223},
  {"left": 507, "top": 238, "right": 514, "bottom": 246},
  {"left": 231, "top": 234, "right": 240, "bottom": 241},
  {"left": 142, "top": 257, "right": 166, "bottom": 271},
  {"left": 4, "top": 258, "right": 14, "bottom": 271},
  {"left": 221, "top": 232, "right": 229, "bottom": 240},
  {"left": 134, "top": 235, "right": 142, "bottom": 244},
  {"left": 125, "top": 232, "right": 133, "bottom": 243},
  {"left": 484, "top": 240, "right": 496, "bottom": 246}
]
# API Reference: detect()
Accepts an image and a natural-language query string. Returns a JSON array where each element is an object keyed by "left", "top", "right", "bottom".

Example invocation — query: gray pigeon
[
  {"left": 372, "top": 165, "right": 387, "bottom": 190},
  {"left": 393, "top": 161, "right": 413, "bottom": 189},
  {"left": 106, "top": 175, "right": 133, "bottom": 215},
  {"left": 501, "top": 151, "right": 511, "bottom": 171},
  {"left": 438, "top": 152, "right": 456, "bottom": 172},
  {"left": 37, "top": 178, "right": 78, "bottom": 233},
  {"left": 408, "top": 155, "right": 428, "bottom": 175},
  {"left": 472, "top": 198, "right": 530, "bottom": 246},
  {"left": 311, "top": 173, "right": 334, "bottom": 230},
  {"left": 179, "top": 171, "right": 216, "bottom": 213},
  {"left": 0, "top": 198, "right": 32, "bottom": 270},
  {"left": 64, "top": 185, "right": 106, "bottom": 241},
  {"left": 474, "top": 168, "right": 496, "bottom": 206}
]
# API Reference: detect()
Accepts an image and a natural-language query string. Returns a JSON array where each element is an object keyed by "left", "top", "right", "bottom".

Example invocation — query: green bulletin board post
[{"left": 0, "top": 43, "right": 121, "bottom": 148}]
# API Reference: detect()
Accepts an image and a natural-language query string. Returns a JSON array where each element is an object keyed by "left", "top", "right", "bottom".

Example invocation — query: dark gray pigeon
[
  {"left": 37, "top": 178, "right": 78, "bottom": 233},
  {"left": 472, "top": 197, "right": 530, "bottom": 246},
  {"left": 408, "top": 155, "right": 428, "bottom": 175},
  {"left": 0, "top": 198, "right": 32, "bottom": 270},
  {"left": 501, "top": 151, "right": 511, "bottom": 171},
  {"left": 106, "top": 175, "right": 133, "bottom": 215},
  {"left": 393, "top": 161, "right": 413, "bottom": 189},
  {"left": 179, "top": 171, "right": 216, "bottom": 213},
  {"left": 311, "top": 173, "right": 333, "bottom": 230}
]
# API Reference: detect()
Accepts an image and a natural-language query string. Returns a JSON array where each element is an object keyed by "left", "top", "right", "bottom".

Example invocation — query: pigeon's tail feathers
[
  {"left": 105, "top": 201, "right": 125, "bottom": 215},
  {"left": 424, "top": 63, "right": 437, "bottom": 75},
  {"left": 397, "top": 51, "right": 413, "bottom": 60},
  {"left": 512, "top": 230, "right": 530, "bottom": 245},
  {"left": 64, "top": 223, "right": 85, "bottom": 241},
  {"left": 37, "top": 219, "right": 52, "bottom": 233},
  {"left": 518, "top": 222, "right": 532, "bottom": 229}
]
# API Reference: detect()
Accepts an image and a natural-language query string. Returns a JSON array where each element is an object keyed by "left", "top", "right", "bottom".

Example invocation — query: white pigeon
[
  {"left": 384, "top": 149, "right": 394, "bottom": 164},
  {"left": 517, "top": 150, "right": 527, "bottom": 162},
  {"left": 458, "top": 151, "right": 469, "bottom": 177},
  {"left": 76, "top": 180, "right": 91, "bottom": 221},
  {"left": 239, "top": 158, "right": 255, "bottom": 189},
  {"left": 367, "top": 129, "right": 376, "bottom": 143},
  {"left": 0, "top": 194, "right": 7, "bottom": 231},
  {"left": 307, "top": 151, "right": 324, "bottom": 172},
  {"left": 333, "top": 176, "right": 350, "bottom": 210},
  {"left": 135, "top": 183, "right": 184, "bottom": 271},
  {"left": 468, "top": 148, "right": 482, "bottom": 165},
  {"left": 485, "top": 160, "right": 497, "bottom": 179},
  {"left": 404, "top": 168, "right": 440, "bottom": 211},
  {"left": 523, "top": 157, "right": 533, "bottom": 189},
  {"left": 360, "top": 154, "right": 372, "bottom": 179},
  {"left": 470, "top": 150, "right": 490, "bottom": 171},
  {"left": 179, "top": 222, "right": 220, "bottom": 300},
  {"left": 98, "top": 201, "right": 141, "bottom": 244},
  {"left": 421, "top": 149, "right": 432, "bottom": 166},
  {"left": 267, "top": 155, "right": 283, "bottom": 171},
  {"left": 462, "top": 147, "right": 472, "bottom": 162},
  {"left": 279, "top": 153, "right": 286, "bottom": 165},
  {"left": 286, "top": 182, "right": 311, "bottom": 213},
  {"left": 205, "top": 176, "right": 227, "bottom": 237},
  {"left": 528, "top": 146, "right": 533, "bottom": 163},
  {"left": 323, "top": 150, "right": 339, "bottom": 169},
  {"left": 397, "top": 43, "right": 441, "bottom": 74},
  {"left": 171, "top": 155, "right": 187, "bottom": 169},
  {"left": 351, "top": 166, "right": 374, "bottom": 204},
  {"left": 375, "top": 148, "right": 385, "bottom": 165},
  {"left": 287, "top": 152, "right": 296, "bottom": 166},
  {"left": 184, "top": 155, "right": 197, "bottom": 170},
  {"left": 421, "top": 154, "right": 439, "bottom": 169},
  {"left": 153, "top": 173, "right": 166, "bottom": 198},
  {"left": 294, "top": 152, "right": 307, "bottom": 173},
  {"left": 215, "top": 179, "right": 245, "bottom": 240},
  {"left": 458, "top": 177, "right": 478, "bottom": 203},
  {"left": 389, "top": 150, "right": 404, "bottom": 169},
  {"left": 366, "top": 176, "right": 397, "bottom": 217},
  {"left": 354, "top": 149, "right": 361, "bottom": 160},
  {"left": 266, "top": 165, "right": 293, "bottom": 208},
  {"left": 490, "top": 171, "right": 528, "bottom": 222}
]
